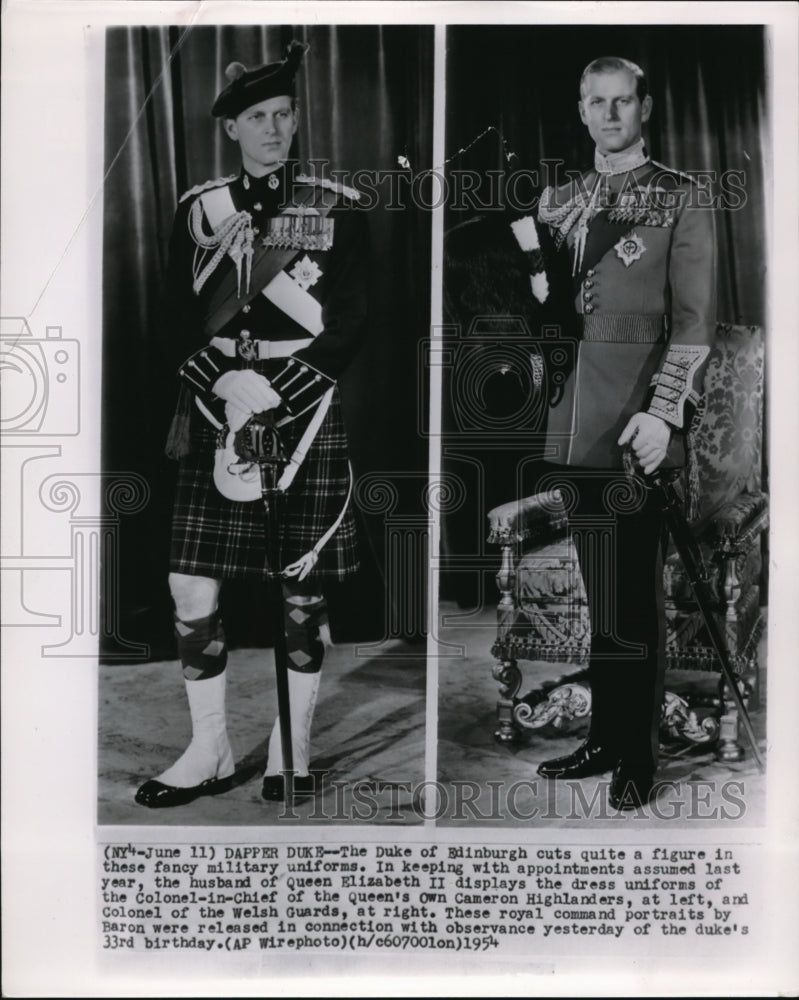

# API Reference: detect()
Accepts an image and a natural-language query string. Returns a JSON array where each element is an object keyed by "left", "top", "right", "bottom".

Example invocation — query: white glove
[
  {"left": 224, "top": 402, "right": 251, "bottom": 433},
  {"left": 212, "top": 369, "right": 281, "bottom": 414}
]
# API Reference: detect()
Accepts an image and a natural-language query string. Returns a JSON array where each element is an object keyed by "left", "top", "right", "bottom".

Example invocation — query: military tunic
[
  {"left": 163, "top": 162, "right": 368, "bottom": 580},
  {"left": 538, "top": 158, "right": 716, "bottom": 469},
  {"left": 534, "top": 151, "right": 717, "bottom": 770}
]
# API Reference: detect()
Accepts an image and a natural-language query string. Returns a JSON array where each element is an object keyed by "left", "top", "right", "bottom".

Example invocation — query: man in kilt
[{"left": 135, "top": 42, "right": 367, "bottom": 808}]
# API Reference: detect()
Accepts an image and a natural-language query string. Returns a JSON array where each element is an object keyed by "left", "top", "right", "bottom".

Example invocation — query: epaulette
[
  {"left": 542, "top": 171, "right": 596, "bottom": 208},
  {"left": 650, "top": 160, "right": 700, "bottom": 186},
  {"left": 538, "top": 183, "right": 590, "bottom": 226},
  {"left": 554, "top": 176, "right": 582, "bottom": 199},
  {"left": 295, "top": 173, "right": 361, "bottom": 202},
  {"left": 179, "top": 174, "right": 238, "bottom": 204}
]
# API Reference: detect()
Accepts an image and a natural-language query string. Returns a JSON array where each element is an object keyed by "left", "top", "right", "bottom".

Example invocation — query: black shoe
[
  {"left": 537, "top": 740, "right": 619, "bottom": 779},
  {"left": 609, "top": 761, "right": 654, "bottom": 811},
  {"left": 135, "top": 774, "right": 234, "bottom": 808},
  {"left": 261, "top": 773, "right": 317, "bottom": 802}
]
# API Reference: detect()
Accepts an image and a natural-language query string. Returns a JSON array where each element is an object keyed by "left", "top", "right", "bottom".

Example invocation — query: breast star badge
[
  {"left": 289, "top": 255, "right": 323, "bottom": 290},
  {"left": 614, "top": 230, "right": 646, "bottom": 268}
]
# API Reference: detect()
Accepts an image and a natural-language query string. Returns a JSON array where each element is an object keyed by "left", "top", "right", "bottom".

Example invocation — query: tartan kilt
[{"left": 170, "top": 386, "right": 359, "bottom": 581}]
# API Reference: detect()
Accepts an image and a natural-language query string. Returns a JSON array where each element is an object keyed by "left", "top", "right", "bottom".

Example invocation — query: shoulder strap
[{"left": 179, "top": 173, "right": 237, "bottom": 204}]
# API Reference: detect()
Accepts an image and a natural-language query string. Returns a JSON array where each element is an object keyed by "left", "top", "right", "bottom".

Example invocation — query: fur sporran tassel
[{"left": 165, "top": 383, "right": 193, "bottom": 460}]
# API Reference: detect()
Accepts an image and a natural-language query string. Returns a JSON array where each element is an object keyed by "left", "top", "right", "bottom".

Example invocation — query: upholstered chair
[{"left": 487, "top": 324, "right": 767, "bottom": 760}]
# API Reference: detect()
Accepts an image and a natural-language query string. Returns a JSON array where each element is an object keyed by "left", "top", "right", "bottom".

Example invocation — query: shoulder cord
[
  {"left": 189, "top": 200, "right": 254, "bottom": 296},
  {"left": 539, "top": 186, "right": 591, "bottom": 250}
]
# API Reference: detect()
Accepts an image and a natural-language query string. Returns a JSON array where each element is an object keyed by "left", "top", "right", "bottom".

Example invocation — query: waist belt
[
  {"left": 581, "top": 313, "right": 666, "bottom": 344},
  {"left": 210, "top": 336, "right": 313, "bottom": 359}
]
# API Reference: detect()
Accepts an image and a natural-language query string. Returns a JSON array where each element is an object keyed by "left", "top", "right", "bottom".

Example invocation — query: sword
[
  {"left": 646, "top": 467, "right": 765, "bottom": 773},
  {"left": 235, "top": 412, "right": 296, "bottom": 809}
]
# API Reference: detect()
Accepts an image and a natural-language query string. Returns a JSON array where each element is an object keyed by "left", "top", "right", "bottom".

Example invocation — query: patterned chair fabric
[{"left": 691, "top": 324, "right": 765, "bottom": 527}]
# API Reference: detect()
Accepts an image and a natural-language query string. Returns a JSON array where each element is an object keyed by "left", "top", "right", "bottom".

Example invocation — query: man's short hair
[{"left": 579, "top": 57, "right": 649, "bottom": 101}]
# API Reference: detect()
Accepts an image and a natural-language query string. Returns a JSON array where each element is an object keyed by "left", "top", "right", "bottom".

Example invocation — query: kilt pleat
[{"left": 170, "top": 388, "right": 359, "bottom": 580}]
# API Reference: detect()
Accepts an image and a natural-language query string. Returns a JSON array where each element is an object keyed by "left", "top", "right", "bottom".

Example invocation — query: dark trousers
[{"left": 534, "top": 464, "right": 667, "bottom": 770}]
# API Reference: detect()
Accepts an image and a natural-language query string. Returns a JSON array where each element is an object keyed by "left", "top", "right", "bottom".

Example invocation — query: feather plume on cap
[{"left": 284, "top": 39, "right": 309, "bottom": 70}]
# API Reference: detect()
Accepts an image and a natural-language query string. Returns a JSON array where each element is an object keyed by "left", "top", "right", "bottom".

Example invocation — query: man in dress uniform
[
  {"left": 534, "top": 57, "right": 716, "bottom": 808},
  {"left": 135, "top": 41, "right": 367, "bottom": 807}
]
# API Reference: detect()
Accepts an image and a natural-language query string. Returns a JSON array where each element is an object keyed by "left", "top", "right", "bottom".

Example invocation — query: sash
[
  {"left": 262, "top": 271, "right": 323, "bottom": 336},
  {"left": 201, "top": 184, "right": 336, "bottom": 339}
]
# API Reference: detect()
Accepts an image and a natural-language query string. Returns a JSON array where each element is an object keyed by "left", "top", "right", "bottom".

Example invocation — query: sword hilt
[{"left": 235, "top": 411, "right": 287, "bottom": 478}]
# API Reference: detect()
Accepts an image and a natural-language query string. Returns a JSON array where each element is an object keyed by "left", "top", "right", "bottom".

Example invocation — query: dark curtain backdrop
[
  {"left": 445, "top": 25, "right": 768, "bottom": 325},
  {"left": 441, "top": 25, "right": 769, "bottom": 605},
  {"left": 102, "top": 25, "right": 433, "bottom": 661}
]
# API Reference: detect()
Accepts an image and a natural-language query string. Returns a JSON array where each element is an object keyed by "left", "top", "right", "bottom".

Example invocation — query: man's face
[
  {"left": 224, "top": 95, "right": 298, "bottom": 174},
  {"left": 578, "top": 69, "right": 652, "bottom": 155}
]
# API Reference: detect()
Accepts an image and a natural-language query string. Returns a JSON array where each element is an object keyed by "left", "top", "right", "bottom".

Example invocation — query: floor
[
  {"left": 435, "top": 601, "right": 767, "bottom": 828},
  {"left": 99, "top": 604, "right": 767, "bottom": 830},
  {"left": 99, "top": 637, "right": 426, "bottom": 826}
]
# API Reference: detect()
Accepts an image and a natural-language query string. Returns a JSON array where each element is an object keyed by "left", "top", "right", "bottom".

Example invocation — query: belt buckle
[{"left": 237, "top": 330, "right": 258, "bottom": 362}]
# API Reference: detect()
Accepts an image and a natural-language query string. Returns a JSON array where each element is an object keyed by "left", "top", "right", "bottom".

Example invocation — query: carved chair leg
[
  {"left": 495, "top": 540, "right": 517, "bottom": 643},
  {"left": 492, "top": 658, "right": 522, "bottom": 744},
  {"left": 715, "top": 675, "right": 745, "bottom": 763},
  {"left": 716, "top": 549, "right": 748, "bottom": 761},
  {"left": 492, "top": 538, "right": 522, "bottom": 743},
  {"left": 744, "top": 652, "right": 760, "bottom": 712}
]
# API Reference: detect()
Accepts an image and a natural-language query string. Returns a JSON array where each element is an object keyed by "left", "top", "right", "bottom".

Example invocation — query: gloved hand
[
  {"left": 224, "top": 402, "right": 251, "bottom": 433},
  {"left": 618, "top": 411, "right": 672, "bottom": 474},
  {"left": 212, "top": 369, "right": 281, "bottom": 414}
]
